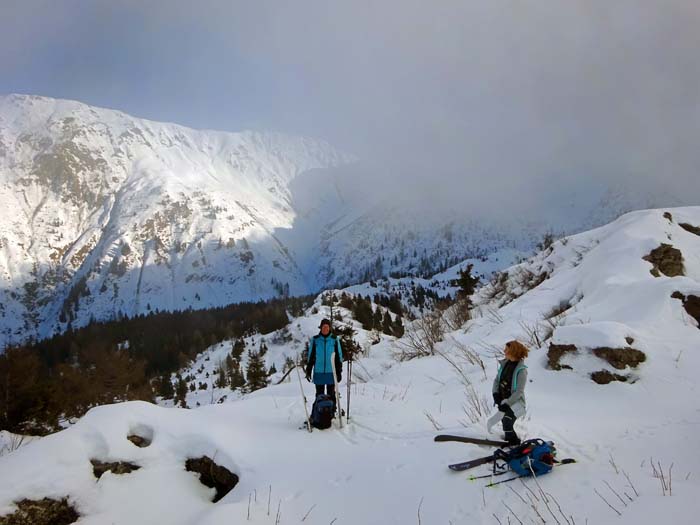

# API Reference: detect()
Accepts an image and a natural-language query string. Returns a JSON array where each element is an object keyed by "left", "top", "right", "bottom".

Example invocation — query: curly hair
[{"left": 505, "top": 340, "right": 529, "bottom": 360}]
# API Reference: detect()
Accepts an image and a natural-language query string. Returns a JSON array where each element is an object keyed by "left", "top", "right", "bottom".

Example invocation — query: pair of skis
[
  {"left": 434, "top": 434, "right": 511, "bottom": 471},
  {"left": 436, "top": 434, "right": 576, "bottom": 483}
]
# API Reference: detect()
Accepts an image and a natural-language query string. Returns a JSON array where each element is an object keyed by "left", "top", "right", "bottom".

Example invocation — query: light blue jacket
[
  {"left": 307, "top": 334, "right": 343, "bottom": 385},
  {"left": 492, "top": 359, "right": 528, "bottom": 417}
]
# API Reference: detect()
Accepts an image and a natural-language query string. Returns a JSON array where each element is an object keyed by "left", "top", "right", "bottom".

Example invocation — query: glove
[
  {"left": 337, "top": 372, "right": 342, "bottom": 383},
  {"left": 305, "top": 371, "right": 312, "bottom": 382},
  {"left": 493, "top": 393, "right": 502, "bottom": 405}
]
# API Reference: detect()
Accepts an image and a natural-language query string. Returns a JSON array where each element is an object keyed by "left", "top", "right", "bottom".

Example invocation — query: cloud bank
[{"left": 2, "top": 1, "right": 699, "bottom": 216}]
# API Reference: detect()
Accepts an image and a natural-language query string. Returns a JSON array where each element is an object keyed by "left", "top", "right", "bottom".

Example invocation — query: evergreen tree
[
  {"left": 215, "top": 360, "right": 229, "bottom": 388},
  {"left": 158, "top": 375, "right": 174, "bottom": 400},
  {"left": 372, "top": 307, "right": 383, "bottom": 330},
  {"left": 232, "top": 338, "right": 246, "bottom": 360},
  {"left": 175, "top": 376, "right": 188, "bottom": 408},
  {"left": 393, "top": 315, "right": 405, "bottom": 338},
  {"left": 382, "top": 310, "right": 394, "bottom": 336},
  {"left": 453, "top": 264, "right": 479, "bottom": 301},
  {"left": 229, "top": 360, "right": 246, "bottom": 390},
  {"left": 339, "top": 292, "right": 354, "bottom": 310},
  {"left": 334, "top": 323, "right": 361, "bottom": 362},
  {"left": 387, "top": 294, "right": 404, "bottom": 316},
  {"left": 353, "top": 297, "right": 374, "bottom": 330},
  {"left": 245, "top": 350, "right": 268, "bottom": 392},
  {"left": 282, "top": 356, "right": 295, "bottom": 373},
  {"left": 0, "top": 293, "right": 317, "bottom": 431}
]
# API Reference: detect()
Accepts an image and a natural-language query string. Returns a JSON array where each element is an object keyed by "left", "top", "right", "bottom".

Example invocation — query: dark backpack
[
  {"left": 494, "top": 438, "right": 557, "bottom": 477},
  {"left": 310, "top": 394, "right": 334, "bottom": 429}
]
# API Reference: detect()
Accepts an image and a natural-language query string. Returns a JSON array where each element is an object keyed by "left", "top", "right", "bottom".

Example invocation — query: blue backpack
[
  {"left": 495, "top": 439, "right": 557, "bottom": 477},
  {"left": 310, "top": 394, "right": 334, "bottom": 429}
]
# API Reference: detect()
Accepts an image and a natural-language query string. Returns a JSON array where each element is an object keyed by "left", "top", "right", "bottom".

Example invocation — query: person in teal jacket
[
  {"left": 492, "top": 340, "right": 529, "bottom": 445},
  {"left": 305, "top": 318, "right": 343, "bottom": 414}
]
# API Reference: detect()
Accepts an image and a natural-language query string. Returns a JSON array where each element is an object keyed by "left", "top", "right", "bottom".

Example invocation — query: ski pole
[
  {"left": 296, "top": 362, "right": 312, "bottom": 433},
  {"left": 486, "top": 475, "right": 525, "bottom": 487},
  {"left": 346, "top": 356, "right": 352, "bottom": 420},
  {"left": 468, "top": 471, "right": 509, "bottom": 482},
  {"left": 331, "top": 351, "right": 343, "bottom": 428}
]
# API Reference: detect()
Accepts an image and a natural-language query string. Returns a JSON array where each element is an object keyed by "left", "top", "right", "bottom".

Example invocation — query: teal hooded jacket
[{"left": 306, "top": 334, "right": 343, "bottom": 385}]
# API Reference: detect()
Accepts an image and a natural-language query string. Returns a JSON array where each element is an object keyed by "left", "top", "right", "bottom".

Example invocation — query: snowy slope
[
  {"left": 166, "top": 247, "right": 525, "bottom": 411},
  {"left": 339, "top": 248, "right": 525, "bottom": 314},
  {"left": 1, "top": 206, "right": 699, "bottom": 523},
  {"left": 164, "top": 292, "right": 400, "bottom": 410}
]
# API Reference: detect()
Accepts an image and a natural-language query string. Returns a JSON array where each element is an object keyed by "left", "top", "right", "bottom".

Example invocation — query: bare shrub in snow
[
  {"left": 651, "top": 459, "right": 674, "bottom": 496},
  {"left": 442, "top": 298, "right": 471, "bottom": 331},
  {"left": 511, "top": 267, "right": 548, "bottom": 295},
  {"left": 487, "top": 309, "right": 504, "bottom": 325},
  {"left": 536, "top": 231, "right": 557, "bottom": 253},
  {"left": 546, "top": 300, "right": 573, "bottom": 319},
  {"left": 475, "top": 339, "right": 506, "bottom": 360},
  {"left": 445, "top": 336, "right": 487, "bottom": 380},
  {"left": 433, "top": 338, "right": 490, "bottom": 425},
  {"left": 519, "top": 319, "right": 555, "bottom": 349},
  {"left": 493, "top": 482, "right": 578, "bottom": 525},
  {"left": 481, "top": 272, "right": 509, "bottom": 303},
  {"left": 393, "top": 312, "right": 444, "bottom": 360},
  {"left": 460, "top": 385, "right": 492, "bottom": 426},
  {"left": 479, "top": 265, "right": 549, "bottom": 311},
  {"left": 424, "top": 411, "right": 443, "bottom": 431},
  {"left": 0, "top": 432, "right": 26, "bottom": 457}
]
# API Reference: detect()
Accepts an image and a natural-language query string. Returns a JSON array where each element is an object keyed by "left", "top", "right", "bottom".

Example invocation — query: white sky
[{"left": 1, "top": 1, "right": 699, "bottom": 214}]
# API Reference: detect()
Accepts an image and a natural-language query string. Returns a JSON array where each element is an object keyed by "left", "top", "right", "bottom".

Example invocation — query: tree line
[{"left": 0, "top": 295, "right": 313, "bottom": 434}]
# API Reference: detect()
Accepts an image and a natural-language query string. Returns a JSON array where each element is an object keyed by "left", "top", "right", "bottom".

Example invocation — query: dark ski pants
[
  {"left": 315, "top": 384, "right": 336, "bottom": 413},
  {"left": 501, "top": 406, "right": 520, "bottom": 445}
]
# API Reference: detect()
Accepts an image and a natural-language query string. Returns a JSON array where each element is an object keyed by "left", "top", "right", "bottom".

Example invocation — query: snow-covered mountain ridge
[
  {"left": 0, "top": 94, "right": 693, "bottom": 351},
  {"left": 0, "top": 94, "right": 527, "bottom": 348},
  {"left": 0, "top": 93, "right": 354, "bottom": 347},
  {"left": 2, "top": 207, "right": 697, "bottom": 523}
]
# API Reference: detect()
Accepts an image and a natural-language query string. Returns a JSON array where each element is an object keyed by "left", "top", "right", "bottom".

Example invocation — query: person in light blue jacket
[
  {"left": 305, "top": 318, "right": 343, "bottom": 413},
  {"left": 492, "top": 340, "right": 529, "bottom": 445}
]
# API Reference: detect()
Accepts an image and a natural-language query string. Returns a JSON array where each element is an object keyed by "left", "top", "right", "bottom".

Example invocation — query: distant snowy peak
[
  {"left": 0, "top": 93, "right": 352, "bottom": 189},
  {"left": 0, "top": 94, "right": 354, "bottom": 347}
]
